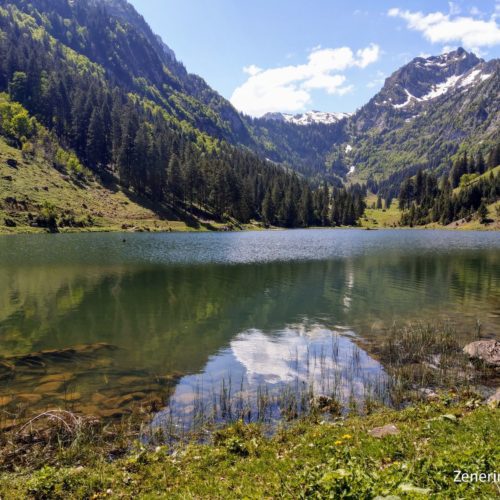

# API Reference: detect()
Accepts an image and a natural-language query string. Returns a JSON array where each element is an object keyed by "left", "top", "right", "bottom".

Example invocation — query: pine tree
[
  {"left": 478, "top": 201, "right": 488, "bottom": 223},
  {"left": 117, "top": 106, "right": 139, "bottom": 189},
  {"left": 167, "top": 154, "right": 183, "bottom": 203},
  {"left": 86, "top": 107, "right": 106, "bottom": 169},
  {"left": 476, "top": 151, "right": 485, "bottom": 175},
  {"left": 298, "top": 186, "right": 313, "bottom": 227},
  {"left": 261, "top": 190, "right": 275, "bottom": 226},
  {"left": 182, "top": 158, "right": 199, "bottom": 207},
  {"left": 486, "top": 144, "right": 500, "bottom": 170}
]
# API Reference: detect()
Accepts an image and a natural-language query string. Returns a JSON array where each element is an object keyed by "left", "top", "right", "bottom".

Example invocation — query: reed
[{"left": 378, "top": 322, "right": 484, "bottom": 406}]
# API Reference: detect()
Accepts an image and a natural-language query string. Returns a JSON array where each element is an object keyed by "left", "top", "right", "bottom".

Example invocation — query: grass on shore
[
  {"left": 361, "top": 193, "right": 500, "bottom": 231},
  {"left": 360, "top": 194, "right": 401, "bottom": 229},
  {"left": 0, "top": 397, "right": 497, "bottom": 499},
  {"left": 0, "top": 137, "right": 188, "bottom": 234}
]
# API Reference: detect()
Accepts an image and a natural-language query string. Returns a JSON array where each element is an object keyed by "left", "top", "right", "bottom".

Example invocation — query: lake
[{"left": 0, "top": 229, "right": 499, "bottom": 429}]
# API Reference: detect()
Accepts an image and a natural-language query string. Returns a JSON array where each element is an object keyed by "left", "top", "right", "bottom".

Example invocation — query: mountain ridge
[
  {"left": 262, "top": 111, "right": 352, "bottom": 126},
  {"left": 1, "top": 0, "right": 499, "bottom": 190}
]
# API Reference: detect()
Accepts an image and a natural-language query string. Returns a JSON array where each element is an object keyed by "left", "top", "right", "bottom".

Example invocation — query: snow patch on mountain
[
  {"left": 263, "top": 111, "right": 352, "bottom": 126},
  {"left": 393, "top": 89, "right": 418, "bottom": 109},
  {"left": 391, "top": 63, "right": 493, "bottom": 110},
  {"left": 459, "top": 69, "right": 492, "bottom": 88},
  {"left": 421, "top": 74, "right": 461, "bottom": 101}
]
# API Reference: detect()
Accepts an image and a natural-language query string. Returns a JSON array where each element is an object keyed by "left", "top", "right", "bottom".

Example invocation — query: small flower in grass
[
  {"left": 341, "top": 434, "right": 352, "bottom": 439},
  {"left": 334, "top": 440, "right": 343, "bottom": 446}
]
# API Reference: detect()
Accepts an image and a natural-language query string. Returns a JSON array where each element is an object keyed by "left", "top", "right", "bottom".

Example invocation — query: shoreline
[{"left": 0, "top": 223, "right": 499, "bottom": 236}]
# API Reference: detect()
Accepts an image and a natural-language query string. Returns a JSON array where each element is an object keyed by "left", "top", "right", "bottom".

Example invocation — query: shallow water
[{"left": 0, "top": 229, "right": 499, "bottom": 424}]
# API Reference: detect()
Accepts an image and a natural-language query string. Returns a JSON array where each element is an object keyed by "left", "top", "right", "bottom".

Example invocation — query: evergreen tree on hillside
[
  {"left": 262, "top": 190, "right": 275, "bottom": 226},
  {"left": 86, "top": 107, "right": 107, "bottom": 169},
  {"left": 298, "top": 186, "right": 314, "bottom": 227},
  {"left": 167, "top": 154, "right": 183, "bottom": 203},
  {"left": 398, "top": 143, "right": 500, "bottom": 227},
  {"left": 487, "top": 144, "right": 500, "bottom": 170},
  {"left": 476, "top": 151, "right": 485, "bottom": 175}
]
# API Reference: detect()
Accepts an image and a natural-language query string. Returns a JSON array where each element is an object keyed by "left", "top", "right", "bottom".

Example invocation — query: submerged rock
[
  {"left": 0, "top": 396, "right": 13, "bottom": 407},
  {"left": 39, "top": 372, "right": 74, "bottom": 384},
  {"left": 0, "top": 361, "right": 15, "bottom": 380},
  {"left": 99, "top": 407, "right": 132, "bottom": 419},
  {"left": 35, "top": 381, "right": 65, "bottom": 393},
  {"left": 105, "top": 392, "right": 147, "bottom": 409},
  {"left": 10, "top": 343, "right": 118, "bottom": 367},
  {"left": 17, "top": 393, "right": 42, "bottom": 404},
  {"left": 91, "top": 393, "right": 107, "bottom": 404},
  {"left": 117, "top": 376, "right": 145, "bottom": 386},
  {"left": 463, "top": 339, "right": 500, "bottom": 368},
  {"left": 63, "top": 392, "right": 82, "bottom": 402}
]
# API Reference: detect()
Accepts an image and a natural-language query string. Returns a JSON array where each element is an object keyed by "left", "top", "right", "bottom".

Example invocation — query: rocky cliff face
[{"left": 352, "top": 48, "right": 493, "bottom": 132}]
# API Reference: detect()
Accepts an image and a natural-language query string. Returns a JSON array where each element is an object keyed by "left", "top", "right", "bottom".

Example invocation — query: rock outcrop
[{"left": 463, "top": 339, "right": 500, "bottom": 368}]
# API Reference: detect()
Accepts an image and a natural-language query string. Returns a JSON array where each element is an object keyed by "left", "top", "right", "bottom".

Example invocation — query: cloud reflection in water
[{"left": 151, "top": 324, "right": 386, "bottom": 433}]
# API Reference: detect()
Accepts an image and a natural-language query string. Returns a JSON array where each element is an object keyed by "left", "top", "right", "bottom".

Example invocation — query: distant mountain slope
[
  {"left": 1, "top": 0, "right": 498, "bottom": 194},
  {"left": 337, "top": 49, "right": 500, "bottom": 181},
  {"left": 6, "top": 0, "right": 253, "bottom": 146},
  {"left": 2, "top": 1, "right": 352, "bottom": 232},
  {"left": 257, "top": 48, "right": 499, "bottom": 184}
]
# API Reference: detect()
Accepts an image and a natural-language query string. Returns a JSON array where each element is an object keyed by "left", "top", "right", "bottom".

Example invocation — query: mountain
[
  {"left": 352, "top": 48, "right": 493, "bottom": 132},
  {"left": 0, "top": 0, "right": 367, "bottom": 232},
  {"left": 256, "top": 48, "right": 499, "bottom": 185},
  {"left": 257, "top": 48, "right": 499, "bottom": 185},
  {"left": 5, "top": 0, "right": 254, "bottom": 146},
  {"left": 0, "top": 0, "right": 498, "bottom": 234},
  {"left": 327, "top": 48, "right": 500, "bottom": 182},
  {"left": 262, "top": 111, "right": 352, "bottom": 126}
]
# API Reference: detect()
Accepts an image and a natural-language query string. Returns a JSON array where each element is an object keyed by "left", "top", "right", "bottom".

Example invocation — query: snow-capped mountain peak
[
  {"left": 372, "top": 48, "right": 493, "bottom": 111},
  {"left": 262, "top": 110, "right": 352, "bottom": 126}
]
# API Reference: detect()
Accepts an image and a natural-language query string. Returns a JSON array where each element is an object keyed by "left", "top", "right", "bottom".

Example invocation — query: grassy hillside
[
  {"left": 360, "top": 166, "right": 500, "bottom": 230},
  {"left": 0, "top": 138, "right": 197, "bottom": 234},
  {"left": 360, "top": 194, "right": 401, "bottom": 229}
]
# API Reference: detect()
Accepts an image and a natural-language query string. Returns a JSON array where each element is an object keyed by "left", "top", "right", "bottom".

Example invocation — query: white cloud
[
  {"left": 243, "top": 65, "right": 262, "bottom": 76},
  {"left": 356, "top": 44, "right": 381, "bottom": 67},
  {"left": 231, "top": 44, "right": 380, "bottom": 117},
  {"left": 388, "top": 7, "right": 500, "bottom": 49}
]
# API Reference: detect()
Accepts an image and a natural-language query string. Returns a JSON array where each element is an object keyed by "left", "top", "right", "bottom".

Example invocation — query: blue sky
[{"left": 128, "top": 0, "right": 500, "bottom": 116}]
